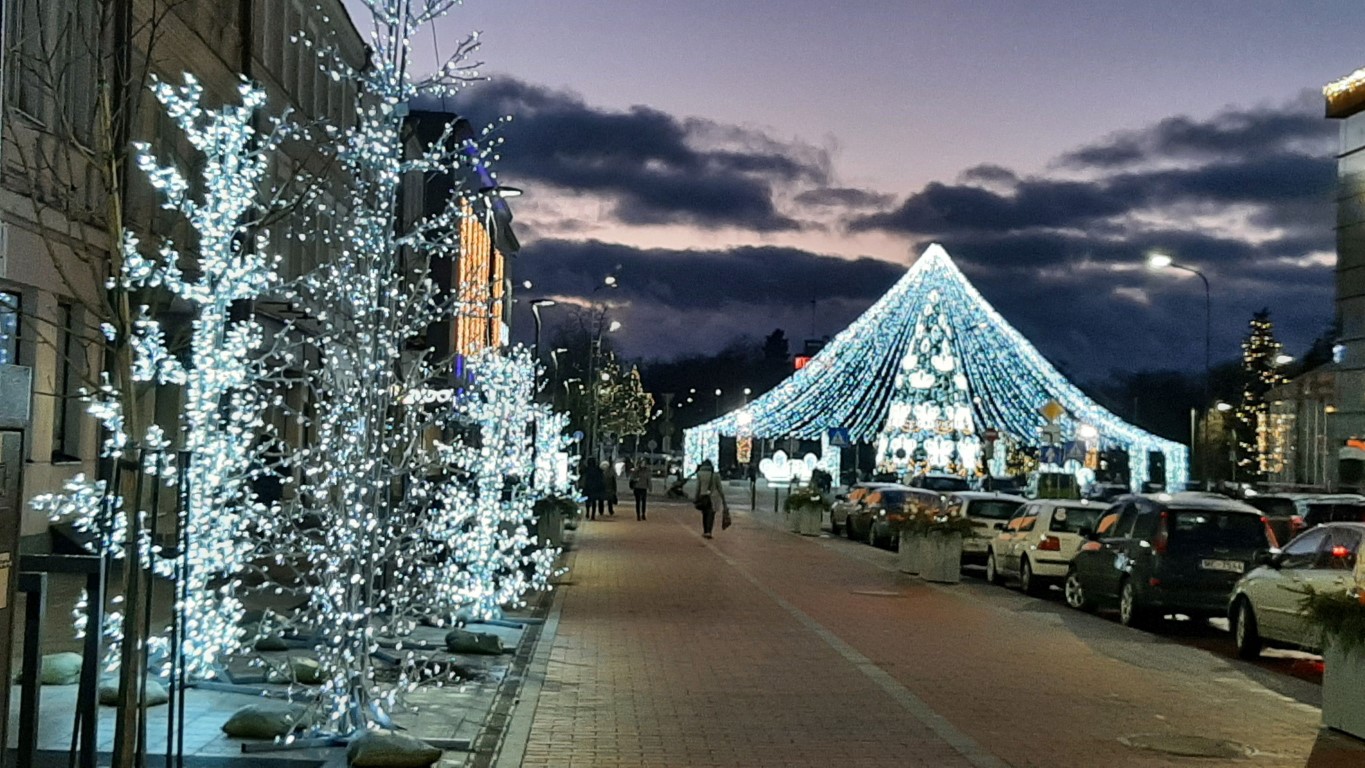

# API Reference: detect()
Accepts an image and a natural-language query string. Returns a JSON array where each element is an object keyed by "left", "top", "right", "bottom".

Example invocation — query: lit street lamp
[{"left": 1147, "top": 251, "right": 1211, "bottom": 487}]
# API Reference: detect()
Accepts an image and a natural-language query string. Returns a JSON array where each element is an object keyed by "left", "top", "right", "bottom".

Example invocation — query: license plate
[{"left": 1199, "top": 559, "right": 1245, "bottom": 573}]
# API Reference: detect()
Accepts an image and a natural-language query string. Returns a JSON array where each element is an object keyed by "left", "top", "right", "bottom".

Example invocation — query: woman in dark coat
[{"left": 580, "top": 460, "right": 606, "bottom": 520}]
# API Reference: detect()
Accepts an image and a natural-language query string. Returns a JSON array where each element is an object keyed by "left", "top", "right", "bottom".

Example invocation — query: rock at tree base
[
  {"left": 444, "top": 628, "right": 503, "bottom": 655},
  {"left": 347, "top": 731, "right": 442, "bottom": 767},
  {"left": 268, "top": 656, "right": 325, "bottom": 684},
  {"left": 36, "top": 652, "right": 83, "bottom": 685},
  {"left": 222, "top": 702, "right": 307, "bottom": 738},
  {"left": 254, "top": 635, "right": 290, "bottom": 652},
  {"left": 98, "top": 677, "right": 168, "bottom": 706}
]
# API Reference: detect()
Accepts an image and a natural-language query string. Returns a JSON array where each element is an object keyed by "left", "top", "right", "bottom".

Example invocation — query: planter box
[
  {"left": 919, "top": 532, "right": 963, "bottom": 584},
  {"left": 899, "top": 531, "right": 926, "bottom": 574},
  {"left": 1323, "top": 643, "right": 1365, "bottom": 741},
  {"left": 789, "top": 506, "right": 823, "bottom": 536},
  {"left": 536, "top": 511, "right": 566, "bottom": 548}
]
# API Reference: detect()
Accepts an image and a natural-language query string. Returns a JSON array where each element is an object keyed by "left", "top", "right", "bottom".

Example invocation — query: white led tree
[
  {"left": 32, "top": 76, "right": 288, "bottom": 678},
  {"left": 255, "top": 0, "right": 558, "bottom": 734}
]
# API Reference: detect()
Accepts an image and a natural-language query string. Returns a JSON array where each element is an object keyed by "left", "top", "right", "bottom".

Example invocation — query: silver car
[{"left": 1228, "top": 522, "right": 1365, "bottom": 658}]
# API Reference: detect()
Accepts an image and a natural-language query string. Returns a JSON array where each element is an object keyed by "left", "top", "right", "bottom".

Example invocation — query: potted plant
[
  {"left": 1300, "top": 587, "right": 1365, "bottom": 740},
  {"left": 899, "top": 505, "right": 972, "bottom": 583},
  {"left": 784, "top": 488, "right": 828, "bottom": 536}
]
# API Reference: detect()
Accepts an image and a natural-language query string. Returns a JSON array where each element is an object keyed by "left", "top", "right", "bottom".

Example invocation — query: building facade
[{"left": 0, "top": 0, "right": 364, "bottom": 547}]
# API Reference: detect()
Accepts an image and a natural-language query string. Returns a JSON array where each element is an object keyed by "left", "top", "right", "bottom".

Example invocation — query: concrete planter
[
  {"left": 898, "top": 531, "right": 927, "bottom": 574},
  {"left": 535, "top": 511, "right": 565, "bottom": 549},
  {"left": 789, "top": 505, "right": 823, "bottom": 536},
  {"left": 1323, "top": 642, "right": 1365, "bottom": 741},
  {"left": 919, "top": 531, "right": 963, "bottom": 584}
]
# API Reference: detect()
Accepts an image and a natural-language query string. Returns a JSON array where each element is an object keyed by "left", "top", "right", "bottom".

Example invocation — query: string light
[{"left": 685, "top": 244, "right": 1188, "bottom": 490}]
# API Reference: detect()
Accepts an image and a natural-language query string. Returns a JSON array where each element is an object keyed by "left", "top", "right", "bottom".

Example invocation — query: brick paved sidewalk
[
  {"left": 497, "top": 500, "right": 983, "bottom": 768},
  {"left": 496, "top": 497, "right": 1365, "bottom": 768}
]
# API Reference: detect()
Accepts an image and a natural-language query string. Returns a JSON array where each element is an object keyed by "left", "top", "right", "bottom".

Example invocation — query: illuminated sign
[
  {"left": 1325, "top": 66, "right": 1365, "bottom": 118},
  {"left": 455, "top": 200, "right": 506, "bottom": 358}
]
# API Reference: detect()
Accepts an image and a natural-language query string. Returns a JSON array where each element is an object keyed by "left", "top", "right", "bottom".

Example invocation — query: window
[
  {"left": 1166, "top": 509, "right": 1268, "bottom": 551},
  {"left": 1279, "top": 528, "right": 1328, "bottom": 570},
  {"left": 1019, "top": 507, "right": 1039, "bottom": 533},
  {"left": 1006, "top": 505, "right": 1033, "bottom": 532},
  {"left": 1049, "top": 505, "right": 1102, "bottom": 534},
  {"left": 1096, "top": 510, "right": 1122, "bottom": 536},
  {"left": 0, "top": 291, "right": 19, "bottom": 365},
  {"left": 968, "top": 499, "right": 1023, "bottom": 520},
  {"left": 51, "top": 302, "right": 81, "bottom": 460},
  {"left": 1325, "top": 527, "right": 1363, "bottom": 571}
]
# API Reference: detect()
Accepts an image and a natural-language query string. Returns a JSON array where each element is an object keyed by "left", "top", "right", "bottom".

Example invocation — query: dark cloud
[
  {"left": 792, "top": 187, "right": 895, "bottom": 209},
  {"left": 1060, "top": 94, "right": 1331, "bottom": 169},
  {"left": 958, "top": 164, "right": 1018, "bottom": 186},
  {"left": 440, "top": 78, "right": 829, "bottom": 232}
]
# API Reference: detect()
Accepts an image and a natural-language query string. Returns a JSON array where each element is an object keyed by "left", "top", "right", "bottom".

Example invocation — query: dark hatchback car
[{"left": 1063, "top": 493, "right": 1273, "bottom": 628}]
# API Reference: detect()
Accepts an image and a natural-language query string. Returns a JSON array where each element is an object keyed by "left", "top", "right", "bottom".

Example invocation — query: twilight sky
[{"left": 399, "top": 0, "right": 1365, "bottom": 379}]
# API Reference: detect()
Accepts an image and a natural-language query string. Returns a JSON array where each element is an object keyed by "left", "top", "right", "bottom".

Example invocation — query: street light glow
[
  {"left": 715, "top": 388, "right": 722, "bottom": 396},
  {"left": 608, "top": 320, "right": 622, "bottom": 332},
  {"left": 1146, "top": 252, "right": 1173, "bottom": 270},
  {"left": 1274, "top": 353, "right": 1294, "bottom": 365},
  {"left": 603, "top": 275, "right": 617, "bottom": 287},
  {"left": 1215, "top": 401, "right": 1233, "bottom": 412}
]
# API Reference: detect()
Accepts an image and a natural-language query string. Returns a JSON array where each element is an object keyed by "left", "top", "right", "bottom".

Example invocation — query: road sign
[
  {"left": 1040, "top": 445, "right": 1065, "bottom": 466},
  {"left": 647, "top": 439, "right": 658, "bottom": 451},
  {"left": 1039, "top": 400, "right": 1065, "bottom": 422},
  {"left": 1064, "top": 440, "right": 1087, "bottom": 463},
  {"left": 982, "top": 428, "right": 999, "bottom": 442},
  {"left": 826, "top": 427, "right": 852, "bottom": 448}
]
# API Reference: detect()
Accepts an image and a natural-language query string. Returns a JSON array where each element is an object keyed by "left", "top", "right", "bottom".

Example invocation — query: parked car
[
  {"left": 862, "top": 487, "right": 944, "bottom": 549},
  {"left": 1084, "top": 482, "right": 1130, "bottom": 503},
  {"left": 986, "top": 499, "right": 1105, "bottom": 594},
  {"left": 943, "top": 491, "right": 1026, "bottom": 565},
  {"left": 1228, "top": 522, "right": 1365, "bottom": 658},
  {"left": 1301, "top": 500, "right": 1365, "bottom": 529},
  {"left": 830, "top": 482, "right": 901, "bottom": 537},
  {"left": 906, "top": 472, "right": 971, "bottom": 494},
  {"left": 1063, "top": 492, "right": 1273, "bottom": 627},
  {"left": 1243, "top": 494, "right": 1303, "bottom": 548}
]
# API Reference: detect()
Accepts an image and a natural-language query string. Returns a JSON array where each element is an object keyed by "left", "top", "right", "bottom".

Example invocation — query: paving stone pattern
[{"left": 507, "top": 493, "right": 1365, "bottom": 768}]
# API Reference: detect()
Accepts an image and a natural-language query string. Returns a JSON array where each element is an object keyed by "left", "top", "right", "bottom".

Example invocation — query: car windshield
[
  {"left": 1248, "top": 497, "right": 1297, "bottom": 518},
  {"left": 1048, "top": 505, "right": 1101, "bottom": 533},
  {"left": 921, "top": 476, "right": 969, "bottom": 492},
  {"left": 966, "top": 500, "right": 1021, "bottom": 520},
  {"left": 1167, "top": 509, "right": 1267, "bottom": 551},
  {"left": 879, "top": 491, "right": 910, "bottom": 509}
]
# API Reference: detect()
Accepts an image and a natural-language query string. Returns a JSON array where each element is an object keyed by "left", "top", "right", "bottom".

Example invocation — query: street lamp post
[
  {"left": 1147, "top": 252, "right": 1211, "bottom": 488},
  {"left": 529, "top": 299, "right": 557, "bottom": 376},
  {"left": 714, "top": 388, "right": 723, "bottom": 419}
]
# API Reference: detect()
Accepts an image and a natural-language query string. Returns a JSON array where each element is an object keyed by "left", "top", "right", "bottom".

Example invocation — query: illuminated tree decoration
[
  {"left": 256, "top": 0, "right": 555, "bottom": 735},
  {"left": 876, "top": 288, "right": 980, "bottom": 476},
  {"left": 685, "top": 244, "right": 1187, "bottom": 489},
  {"left": 32, "top": 76, "right": 286, "bottom": 677},
  {"left": 1234, "top": 309, "right": 1288, "bottom": 478}
]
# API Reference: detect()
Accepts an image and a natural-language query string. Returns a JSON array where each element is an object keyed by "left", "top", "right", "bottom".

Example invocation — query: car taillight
[
  {"left": 1154, "top": 511, "right": 1168, "bottom": 554},
  {"left": 1038, "top": 536, "right": 1061, "bottom": 551}
]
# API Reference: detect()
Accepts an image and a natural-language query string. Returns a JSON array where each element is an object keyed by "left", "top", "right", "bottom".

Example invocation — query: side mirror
[{"left": 1254, "top": 550, "right": 1279, "bottom": 569}]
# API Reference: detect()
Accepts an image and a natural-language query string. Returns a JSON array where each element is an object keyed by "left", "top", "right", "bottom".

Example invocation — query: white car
[
  {"left": 1228, "top": 522, "right": 1365, "bottom": 659},
  {"left": 943, "top": 491, "right": 1026, "bottom": 566},
  {"left": 986, "top": 499, "right": 1106, "bottom": 595}
]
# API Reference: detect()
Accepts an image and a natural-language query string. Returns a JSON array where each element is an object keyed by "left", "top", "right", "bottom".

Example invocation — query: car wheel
[
  {"left": 830, "top": 517, "right": 841, "bottom": 536},
  {"left": 1064, "top": 568, "right": 1093, "bottom": 611},
  {"left": 1020, "top": 558, "right": 1042, "bottom": 596},
  {"left": 1118, "top": 578, "right": 1149, "bottom": 628},
  {"left": 1233, "top": 599, "right": 1263, "bottom": 660},
  {"left": 985, "top": 551, "right": 1003, "bottom": 585},
  {"left": 865, "top": 523, "right": 878, "bottom": 547},
  {"left": 845, "top": 520, "right": 857, "bottom": 540}
]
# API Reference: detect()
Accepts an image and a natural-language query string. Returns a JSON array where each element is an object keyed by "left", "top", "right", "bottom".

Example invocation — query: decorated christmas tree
[
  {"left": 1234, "top": 309, "right": 1288, "bottom": 479},
  {"left": 876, "top": 289, "right": 981, "bottom": 476}
]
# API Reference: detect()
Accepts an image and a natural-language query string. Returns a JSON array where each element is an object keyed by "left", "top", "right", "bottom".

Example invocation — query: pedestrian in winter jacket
[
  {"left": 580, "top": 461, "right": 605, "bottom": 520},
  {"left": 628, "top": 460, "right": 652, "bottom": 520}
]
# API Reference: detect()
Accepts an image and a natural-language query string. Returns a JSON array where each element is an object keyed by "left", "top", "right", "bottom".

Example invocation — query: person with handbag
[
  {"left": 628, "top": 460, "right": 652, "bottom": 521},
  {"left": 691, "top": 459, "right": 730, "bottom": 538}
]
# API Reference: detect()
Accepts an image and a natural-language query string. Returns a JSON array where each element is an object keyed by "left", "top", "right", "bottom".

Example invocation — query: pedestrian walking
[
  {"left": 602, "top": 460, "right": 619, "bottom": 516},
  {"left": 690, "top": 459, "right": 729, "bottom": 538},
  {"left": 581, "top": 460, "right": 605, "bottom": 520},
  {"left": 628, "top": 459, "right": 652, "bottom": 520}
]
